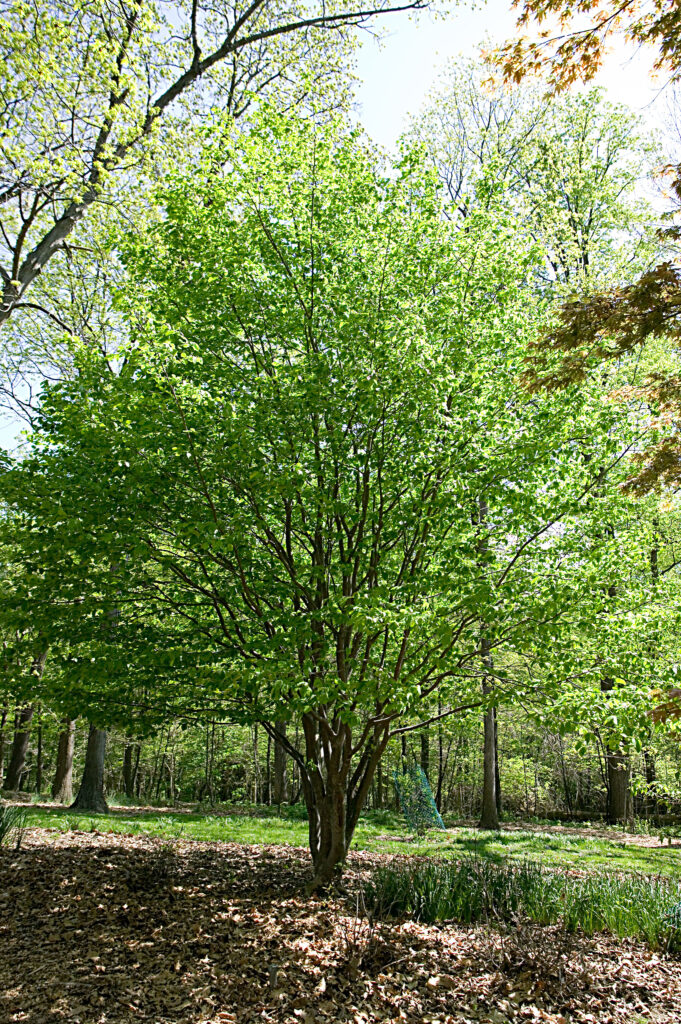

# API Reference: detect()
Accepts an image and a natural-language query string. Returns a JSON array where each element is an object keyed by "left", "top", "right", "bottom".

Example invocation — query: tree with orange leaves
[{"left": 496, "top": 0, "right": 681, "bottom": 498}]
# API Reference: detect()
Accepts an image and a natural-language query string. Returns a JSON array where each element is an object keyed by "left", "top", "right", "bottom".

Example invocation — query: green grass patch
[
  {"left": 21, "top": 804, "right": 681, "bottom": 878},
  {"left": 368, "top": 826, "right": 681, "bottom": 877},
  {"left": 366, "top": 856, "right": 681, "bottom": 950}
]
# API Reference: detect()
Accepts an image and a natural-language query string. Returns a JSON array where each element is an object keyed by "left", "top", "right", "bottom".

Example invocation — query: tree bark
[
  {"left": 493, "top": 707, "right": 501, "bottom": 816},
  {"left": 4, "top": 705, "right": 34, "bottom": 791},
  {"left": 480, "top": 700, "right": 500, "bottom": 829},
  {"left": 36, "top": 720, "right": 43, "bottom": 794},
  {"left": 272, "top": 720, "right": 288, "bottom": 805},
  {"left": 0, "top": 703, "right": 7, "bottom": 778},
  {"left": 52, "top": 718, "right": 76, "bottom": 803},
  {"left": 420, "top": 728, "right": 430, "bottom": 781},
  {"left": 71, "top": 724, "right": 108, "bottom": 813},
  {"left": 643, "top": 747, "right": 657, "bottom": 815},
  {"left": 601, "top": 676, "right": 629, "bottom": 824},
  {"left": 606, "top": 748, "right": 630, "bottom": 823},
  {"left": 122, "top": 741, "right": 139, "bottom": 799},
  {"left": 289, "top": 713, "right": 390, "bottom": 891},
  {"left": 479, "top": 641, "right": 499, "bottom": 830}
]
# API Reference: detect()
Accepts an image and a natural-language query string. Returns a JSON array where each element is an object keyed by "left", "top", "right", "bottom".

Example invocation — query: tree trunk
[
  {"left": 606, "top": 748, "right": 630, "bottom": 823},
  {"left": 4, "top": 705, "right": 34, "bottom": 791},
  {"left": 71, "top": 725, "right": 108, "bottom": 813},
  {"left": 601, "top": 676, "right": 629, "bottom": 824},
  {"left": 436, "top": 700, "right": 444, "bottom": 810},
  {"left": 0, "top": 703, "right": 7, "bottom": 778},
  {"left": 36, "top": 720, "right": 43, "bottom": 794},
  {"left": 493, "top": 707, "right": 501, "bottom": 816},
  {"left": 479, "top": 642, "right": 499, "bottom": 830},
  {"left": 644, "top": 748, "right": 657, "bottom": 815},
  {"left": 52, "top": 719, "right": 76, "bottom": 803},
  {"left": 293, "top": 713, "right": 389, "bottom": 891},
  {"left": 123, "top": 742, "right": 133, "bottom": 798},
  {"left": 420, "top": 728, "right": 430, "bottom": 781},
  {"left": 480, "top": 701, "right": 499, "bottom": 829},
  {"left": 272, "top": 720, "right": 288, "bottom": 805}
]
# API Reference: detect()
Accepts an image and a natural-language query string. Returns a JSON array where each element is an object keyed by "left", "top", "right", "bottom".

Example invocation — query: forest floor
[
  {"left": 3, "top": 828, "right": 681, "bottom": 1024},
  {"left": 22, "top": 803, "right": 681, "bottom": 877}
]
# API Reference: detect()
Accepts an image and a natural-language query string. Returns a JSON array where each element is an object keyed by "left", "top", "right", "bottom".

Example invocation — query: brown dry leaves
[{"left": 1, "top": 829, "right": 680, "bottom": 1024}]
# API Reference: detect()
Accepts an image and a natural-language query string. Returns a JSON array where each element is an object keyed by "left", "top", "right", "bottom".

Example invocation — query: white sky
[
  {"left": 354, "top": 0, "right": 667, "bottom": 149},
  {"left": 0, "top": 0, "right": 672, "bottom": 453}
]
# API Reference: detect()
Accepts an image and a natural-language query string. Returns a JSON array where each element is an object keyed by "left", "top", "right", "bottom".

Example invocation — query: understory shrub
[{"left": 366, "top": 856, "right": 681, "bottom": 951}]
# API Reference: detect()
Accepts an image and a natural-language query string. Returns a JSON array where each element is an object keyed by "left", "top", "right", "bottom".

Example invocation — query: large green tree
[{"left": 3, "top": 110, "right": 646, "bottom": 883}]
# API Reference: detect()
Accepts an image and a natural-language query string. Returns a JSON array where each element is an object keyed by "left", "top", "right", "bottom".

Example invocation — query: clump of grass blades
[
  {"left": 0, "top": 803, "right": 29, "bottom": 849},
  {"left": 366, "top": 856, "right": 681, "bottom": 951}
]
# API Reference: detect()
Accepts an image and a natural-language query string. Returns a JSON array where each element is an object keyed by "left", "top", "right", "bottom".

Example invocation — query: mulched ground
[{"left": 1, "top": 829, "right": 680, "bottom": 1024}]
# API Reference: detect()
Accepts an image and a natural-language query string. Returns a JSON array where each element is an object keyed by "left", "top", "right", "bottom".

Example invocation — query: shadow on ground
[{"left": 2, "top": 831, "right": 681, "bottom": 1024}]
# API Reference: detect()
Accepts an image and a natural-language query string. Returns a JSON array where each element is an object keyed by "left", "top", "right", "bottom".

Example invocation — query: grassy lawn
[{"left": 20, "top": 802, "right": 681, "bottom": 877}]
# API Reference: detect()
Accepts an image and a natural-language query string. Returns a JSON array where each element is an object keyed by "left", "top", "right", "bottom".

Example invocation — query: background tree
[
  {"left": 493, "top": 0, "right": 681, "bottom": 504},
  {"left": 0, "top": 0, "right": 433, "bottom": 328}
]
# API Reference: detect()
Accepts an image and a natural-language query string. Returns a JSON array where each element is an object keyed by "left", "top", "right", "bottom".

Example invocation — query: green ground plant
[
  {"left": 0, "top": 803, "right": 28, "bottom": 848},
  {"left": 366, "top": 856, "right": 681, "bottom": 950}
]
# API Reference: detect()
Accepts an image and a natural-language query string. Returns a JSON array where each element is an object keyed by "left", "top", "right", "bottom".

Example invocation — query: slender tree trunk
[
  {"left": 36, "top": 720, "right": 43, "bottom": 794},
  {"left": 71, "top": 725, "right": 108, "bottom": 812},
  {"left": 480, "top": 701, "right": 499, "bottom": 829},
  {"left": 133, "top": 744, "right": 142, "bottom": 798},
  {"left": 420, "top": 728, "right": 430, "bottom": 781},
  {"left": 52, "top": 719, "right": 76, "bottom": 803},
  {"left": 479, "top": 636, "right": 499, "bottom": 830},
  {"left": 436, "top": 699, "right": 444, "bottom": 811},
  {"left": 0, "top": 703, "right": 7, "bottom": 779},
  {"left": 272, "top": 720, "right": 288, "bottom": 805},
  {"left": 601, "top": 676, "right": 630, "bottom": 824},
  {"left": 493, "top": 708, "right": 501, "bottom": 816},
  {"left": 644, "top": 747, "right": 657, "bottom": 816},
  {"left": 4, "top": 705, "right": 34, "bottom": 791},
  {"left": 123, "top": 741, "right": 135, "bottom": 798}
]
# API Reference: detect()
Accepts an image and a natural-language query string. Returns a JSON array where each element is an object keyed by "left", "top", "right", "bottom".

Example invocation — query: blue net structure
[{"left": 393, "top": 764, "right": 445, "bottom": 834}]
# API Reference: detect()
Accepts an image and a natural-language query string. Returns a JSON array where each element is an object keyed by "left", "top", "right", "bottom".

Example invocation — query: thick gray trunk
[
  {"left": 52, "top": 719, "right": 76, "bottom": 803},
  {"left": 4, "top": 705, "right": 34, "bottom": 791},
  {"left": 272, "top": 720, "right": 287, "bottom": 805},
  {"left": 71, "top": 725, "right": 108, "bottom": 812}
]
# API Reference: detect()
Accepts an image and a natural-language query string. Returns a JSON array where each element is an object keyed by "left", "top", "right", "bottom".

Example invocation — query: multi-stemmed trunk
[
  {"left": 286, "top": 712, "right": 390, "bottom": 891},
  {"left": 52, "top": 719, "right": 76, "bottom": 803},
  {"left": 72, "top": 724, "right": 108, "bottom": 813}
]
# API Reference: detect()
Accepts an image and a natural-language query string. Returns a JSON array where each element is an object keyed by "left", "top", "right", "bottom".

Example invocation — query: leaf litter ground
[{"left": 1, "top": 829, "right": 680, "bottom": 1024}]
